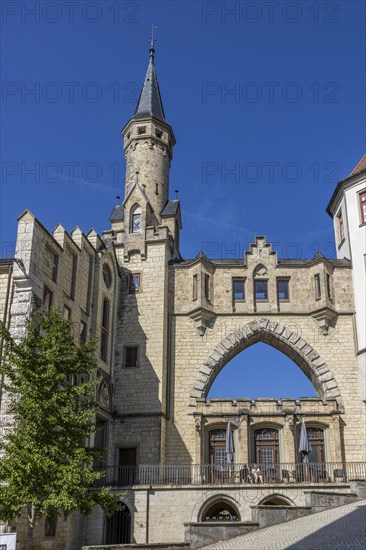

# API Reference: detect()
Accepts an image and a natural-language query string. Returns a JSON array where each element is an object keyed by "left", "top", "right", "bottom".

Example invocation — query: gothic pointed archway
[{"left": 189, "top": 318, "right": 342, "bottom": 408}]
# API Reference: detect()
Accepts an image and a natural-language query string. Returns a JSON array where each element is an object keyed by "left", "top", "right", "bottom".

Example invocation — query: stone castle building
[{"left": 0, "top": 43, "right": 365, "bottom": 549}]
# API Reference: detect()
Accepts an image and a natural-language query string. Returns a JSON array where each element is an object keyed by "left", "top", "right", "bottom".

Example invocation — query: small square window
[
  {"left": 255, "top": 280, "right": 268, "bottom": 301},
  {"left": 129, "top": 273, "right": 140, "bottom": 293},
  {"left": 137, "top": 126, "right": 146, "bottom": 135},
  {"left": 125, "top": 346, "right": 138, "bottom": 368},
  {"left": 277, "top": 279, "right": 289, "bottom": 301},
  {"left": 155, "top": 128, "right": 163, "bottom": 138},
  {"left": 233, "top": 279, "right": 245, "bottom": 301}
]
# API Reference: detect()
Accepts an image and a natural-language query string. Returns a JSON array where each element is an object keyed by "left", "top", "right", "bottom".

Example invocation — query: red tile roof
[{"left": 349, "top": 153, "right": 366, "bottom": 176}]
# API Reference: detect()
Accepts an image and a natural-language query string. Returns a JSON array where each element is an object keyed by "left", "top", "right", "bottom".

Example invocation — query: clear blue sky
[{"left": 1, "top": 1, "right": 365, "bottom": 398}]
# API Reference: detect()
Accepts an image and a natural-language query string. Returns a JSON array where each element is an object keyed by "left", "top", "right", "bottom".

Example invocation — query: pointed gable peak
[
  {"left": 133, "top": 42, "right": 166, "bottom": 122},
  {"left": 349, "top": 153, "right": 366, "bottom": 177}
]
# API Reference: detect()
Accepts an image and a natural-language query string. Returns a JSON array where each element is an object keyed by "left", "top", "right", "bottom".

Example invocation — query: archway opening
[
  {"left": 207, "top": 342, "right": 317, "bottom": 399},
  {"left": 105, "top": 504, "right": 131, "bottom": 544}
]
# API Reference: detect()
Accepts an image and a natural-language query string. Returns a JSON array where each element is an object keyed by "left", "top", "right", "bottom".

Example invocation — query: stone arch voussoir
[{"left": 190, "top": 318, "right": 342, "bottom": 408}]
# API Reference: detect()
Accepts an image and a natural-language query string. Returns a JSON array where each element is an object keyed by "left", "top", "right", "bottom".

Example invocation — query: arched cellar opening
[
  {"left": 259, "top": 495, "right": 293, "bottom": 506},
  {"left": 105, "top": 503, "right": 131, "bottom": 544},
  {"left": 201, "top": 499, "right": 240, "bottom": 522},
  {"left": 207, "top": 342, "right": 317, "bottom": 399}
]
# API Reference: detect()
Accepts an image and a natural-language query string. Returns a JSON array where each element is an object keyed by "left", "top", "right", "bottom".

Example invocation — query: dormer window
[
  {"left": 137, "top": 126, "right": 146, "bottom": 135},
  {"left": 130, "top": 204, "right": 142, "bottom": 233}
]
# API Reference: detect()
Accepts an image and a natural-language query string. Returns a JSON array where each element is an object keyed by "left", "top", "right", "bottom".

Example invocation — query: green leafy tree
[{"left": 0, "top": 308, "right": 121, "bottom": 550}]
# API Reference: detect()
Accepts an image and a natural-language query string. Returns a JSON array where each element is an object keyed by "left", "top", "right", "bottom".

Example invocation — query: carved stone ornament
[
  {"left": 99, "top": 380, "right": 111, "bottom": 410},
  {"left": 254, "top": 265, "right": 268, "bottom": 277}
]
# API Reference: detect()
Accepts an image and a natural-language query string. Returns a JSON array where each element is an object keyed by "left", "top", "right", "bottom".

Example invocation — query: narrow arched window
[
  {"left": 130, "top": 204, "right": 142, "bottom": 233},
  {"left": 306, "top": 427, "right": 325, "bottom": 463},
  {"left": 254, "top": 427, "right": 279, "bottom": 466}
]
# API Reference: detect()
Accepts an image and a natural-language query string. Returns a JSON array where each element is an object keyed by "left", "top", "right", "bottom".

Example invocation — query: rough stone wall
[
  {"left": 15, "top": 509, "right": 83, "bottom": 550},
  {"left": 84, "top": 484, "right": 351, "bottom": 545}
]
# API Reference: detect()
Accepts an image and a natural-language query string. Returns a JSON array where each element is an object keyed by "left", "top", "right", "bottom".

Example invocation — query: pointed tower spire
[{"left": 133, "top": 30, "right": 165, "bottom": 121}]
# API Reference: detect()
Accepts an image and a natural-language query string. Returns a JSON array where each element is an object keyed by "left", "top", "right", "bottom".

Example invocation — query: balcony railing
[{"left": 93, "top": 462, "right": 366, "bottom": 487}]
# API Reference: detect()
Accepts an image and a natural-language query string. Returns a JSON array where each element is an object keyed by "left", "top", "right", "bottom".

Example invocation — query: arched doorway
[{"left": 105, "top": 504, "right": 131, "bottom": 544}]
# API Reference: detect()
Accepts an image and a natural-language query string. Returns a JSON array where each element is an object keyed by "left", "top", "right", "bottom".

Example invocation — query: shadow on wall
[
  {"left": 165, "top": 302, "right": 194, "bottom": 465},
  {"left": 112, "top": 266, "right": 190, "bottom": 465},
  {"left": 285, "top": 504, "right": 366, "bottom": 550}
]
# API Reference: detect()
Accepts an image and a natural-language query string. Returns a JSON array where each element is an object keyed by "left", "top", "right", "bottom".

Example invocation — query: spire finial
[{"left": 149, "top": 24, "right": 157, "bottom": 60}]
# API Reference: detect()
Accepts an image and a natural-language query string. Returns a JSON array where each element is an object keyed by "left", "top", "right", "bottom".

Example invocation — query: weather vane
[{"left": 150, "top": 24, "right": 157, "bottom": 58}]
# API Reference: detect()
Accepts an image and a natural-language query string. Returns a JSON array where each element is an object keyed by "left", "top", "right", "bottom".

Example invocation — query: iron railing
[{"left": 93, "top": 461, "right": 366, "bottom": 487}]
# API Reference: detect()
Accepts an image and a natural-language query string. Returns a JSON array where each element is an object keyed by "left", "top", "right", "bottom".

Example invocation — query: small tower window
[
  {"left": 155, "top": 128, "right": 163, "bottom": 138},
  {"left": 359, "top": 190, "right": 366, "bottom": 224},
  {"left": 314, "top": 274, "right": 321, "bottom": 300},
  {"left": 326, "top": 273, "right": 332, "bottom": 300},
  {"left": 130, "top": 204, "right": 142, "bottom": 233},
  {"left": 204, "top": 274, "right": 210, "bottom": 300},
  {"left": 137, "top": 126, "right": 146, "bottom": 135},
  {"left": 193, "top": 274, "right": 198, "bottom": 301},
  {"left": 337, "top": 209, "right": 344, "bottom": 243}
]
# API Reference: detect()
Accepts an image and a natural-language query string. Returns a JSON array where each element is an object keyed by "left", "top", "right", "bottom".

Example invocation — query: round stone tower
[{"left": 121, "top": 42, "right": 176, "bottom": 221}]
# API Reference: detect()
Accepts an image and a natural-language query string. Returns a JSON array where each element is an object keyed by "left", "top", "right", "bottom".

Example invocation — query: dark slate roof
[
  {"left": 133, "top": 50, "right": 165, "bottom": 122},
  {"left": 109, "top": 204, "right": 124, "bottom": 222},
  {"left": 326, "top": 153, "right": 366, "bottom": 216},
  {"left": 172, "top": 257, "right": 351, "bottom": 267},
  {"left": 160, "top": 200, "right": 179, "bottom": 217}
]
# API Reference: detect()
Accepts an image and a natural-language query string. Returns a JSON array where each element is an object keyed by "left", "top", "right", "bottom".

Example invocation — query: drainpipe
[{"left": 145, "top": 485, "right": 151, "bottom": 544}]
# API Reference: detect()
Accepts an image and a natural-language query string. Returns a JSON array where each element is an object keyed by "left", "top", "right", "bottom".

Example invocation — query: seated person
[
  {"left": 240, "top": 465, "right": 252, "bottom": 483},
  {"left": 251, "top": 464, "right": 263, "bottom": 483}
]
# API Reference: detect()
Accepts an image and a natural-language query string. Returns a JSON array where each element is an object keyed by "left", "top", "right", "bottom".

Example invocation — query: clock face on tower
[{"left": 102, "top": 263, "right": 112, "bottom": 289}]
